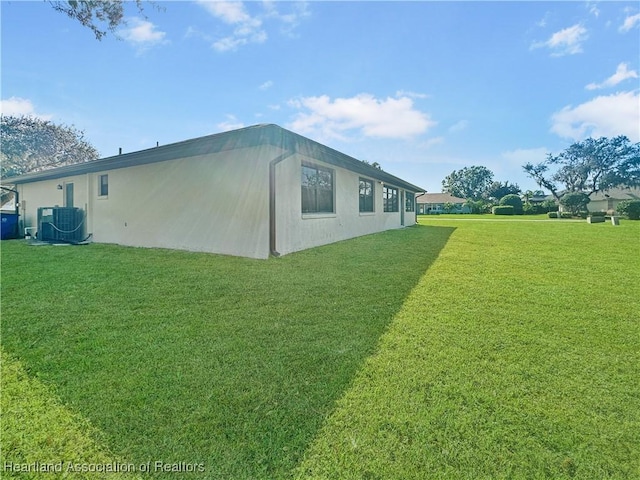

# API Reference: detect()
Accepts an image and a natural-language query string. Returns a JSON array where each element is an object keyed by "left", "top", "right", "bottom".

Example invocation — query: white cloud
[
  {"left": 287, "top": 93, "right": 436, "bottom": 140},
  {"left": 197, "top": 1, "right": 309, "bottom": 52},
  {"left": 501, "top": 147, "right": 548, "bottom": 167},
  {"left": 0, "top": 97, "right": 52, "bottom": 119},
  {"left": 199, "top": 1, "right": 254, "bottom": 24},
  {"left": 531, "top": 24, "right": 588, "bottom": 56},
  {"left": 201, "top": 1, "right": 266, "bottom": 52},
  {"left": 586, "top": 1, "right": 600, "bottom": 18},
  {"left": 262, "top": 0, "right": 311, "bottom": 36},
  {"left": 118, "top": 18, "right": 168, "bottom": 52},
  {"left": 217, "top": 114, "right": 245, "bottom": 132},
  {"left": 586, "top": 63, "right": 639, "bottom": 90},
  {"left": 551, "top": 91, "right": 640, "bottom": 142},
  {"left": 259, "top": 80, "right": 274, "bottom": 91},
  {"left": 619, "top": 12, "right": 640, "bottom": 32},
  {"left": 395, "top": 90, "right": 430, "bottom": 100},
  {"left": 448, "top": 120, "right": 469, "bottom": 133}
]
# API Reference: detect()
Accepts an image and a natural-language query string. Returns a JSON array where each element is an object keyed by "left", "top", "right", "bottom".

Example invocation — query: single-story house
[
  {"left": 588, "top": 187, "right": 640, "bottom": 213},
  {"left": 7, "top": 124, "right": 424, "bottom": 259},
  {"left": 415, "top": 193, "right": 470, "bottom": 214}
]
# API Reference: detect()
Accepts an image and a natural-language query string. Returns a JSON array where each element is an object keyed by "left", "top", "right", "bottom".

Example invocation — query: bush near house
[
  {"left": 492, "top": 205, "right": 514, "bottom": 215},
  {"left": 548, "top": 212, "right": 558, "bottom": 218},
  {"left": 617, "top": 199, "right": 640, "bottom": 220},
  {"left": 559, "top": 192, "right": 590, "bottom": 216},
  {"left": 542, "top": 199, "right": 559, "bottom": 212},
  {"left": 499, "top": 194, "right": 523, "bottom": 214}
]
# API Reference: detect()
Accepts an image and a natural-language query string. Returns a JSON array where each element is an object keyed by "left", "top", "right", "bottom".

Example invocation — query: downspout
[{"left": 269, "top": 151, "right": 295, "bottom": 257}]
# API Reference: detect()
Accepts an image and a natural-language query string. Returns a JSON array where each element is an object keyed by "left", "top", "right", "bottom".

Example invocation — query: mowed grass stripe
[
  {"left": 1, "top": 349, "right": 142, "bottom": 480},
  {"left": 296, "top": 219, "right": 640, "bottom": 479},
  {"left": 0, "top": 225, "right": 453, "bottom": 479}
]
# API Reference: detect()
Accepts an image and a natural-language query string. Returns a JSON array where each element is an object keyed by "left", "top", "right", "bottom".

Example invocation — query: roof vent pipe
[{"left": 119, "top": 147, "right": 122, "bottom": 155}]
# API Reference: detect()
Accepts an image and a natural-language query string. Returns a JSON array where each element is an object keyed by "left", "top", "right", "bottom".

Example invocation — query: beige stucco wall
[
  {"left": 18, "top": 174, "right": 90, "bottom": 236},
  {"left": 89, "top": 146, "right": 274, "bottom": 258},
  {"left": 16, "top": 146, "right": 417, "bottom": 259},
  {"left": 18, "top": 146, "right": 277, "bottom": 258},
  {"left": 273, "top": 154, "right": 415, "bottom": 256}
]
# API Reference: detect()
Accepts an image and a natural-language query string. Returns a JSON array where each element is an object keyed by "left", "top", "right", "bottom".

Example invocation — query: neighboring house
[
  {"left": 415, "top": 193, "right": 470, "bottom": 214},
  {"left": 7, "top": 124, "right": 423, "bottom": 259},
  {"left": 526, "top": 193, "right": 548, "bottom": 205},
  {"left": 588, "top": 187, "right": 640, "bottom": 213}
]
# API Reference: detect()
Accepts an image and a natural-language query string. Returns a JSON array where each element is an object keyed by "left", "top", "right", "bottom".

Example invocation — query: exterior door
[{"left": 65, "top": 183, "right": 74, "bottom": 207}]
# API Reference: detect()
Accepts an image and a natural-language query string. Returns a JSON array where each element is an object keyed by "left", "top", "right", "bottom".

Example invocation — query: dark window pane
[
  {"left": 301, "top": 164, "right": 334, "bottom": 213},
  {"left": 359, "top": 178, "right": 374, "bottom": 212}
]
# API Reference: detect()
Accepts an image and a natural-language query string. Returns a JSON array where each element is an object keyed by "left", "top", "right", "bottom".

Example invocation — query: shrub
[
  {"left": 560, "top": 192, "right": 590, "bottom": 216},
  {"left": 493, "top": 205, "right": 514, "bottom": 215},
  {"left": 541, "top": 200, "right": 559, "bottom": 213},
  {"left": 560, "top": 212, "right": 573, "bottom": 219},
  {"left": 499, "top": 194, "right": 523, "bottom": 214},
  {"left": 523, "top": 203, "right": 536, "bottom": 215},
  {"left": 616, "top": 200, "right": 640, "bottom": 220},
  {"left": 548, "top": 212, "right": 558, "bottom": 218}
]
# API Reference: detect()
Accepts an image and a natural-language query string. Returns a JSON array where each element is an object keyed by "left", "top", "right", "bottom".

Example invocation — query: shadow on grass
[{"left": 0, "top": 224, "right": 454, "bottom": 479}]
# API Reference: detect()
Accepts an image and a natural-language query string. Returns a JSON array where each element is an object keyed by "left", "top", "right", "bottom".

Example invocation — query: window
[
  {"left": 383, "top": 185, "right": 398, "bottom": 212},
  {"left": 98, "top": 174, "right": 108, "bottom": 197},
  {"left": 405, "top": 192, "right": 415, "bottom": 212},
  {"left": 359, "top": 178, "right": 374, "bottom": 212},
  {"left": 301, "top": 164, "right": 334, "bottom": 213}
]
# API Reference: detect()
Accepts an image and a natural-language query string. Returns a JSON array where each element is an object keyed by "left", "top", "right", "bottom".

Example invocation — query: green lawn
[
  {"left": 297, "top": 216, "right": 640, "bottom": 479},
  {"left": 2, "top": 217, "right": 639, "bottom": 479},
  {"left": 1, "top": 225, "right": 453, "bottom": 479}
]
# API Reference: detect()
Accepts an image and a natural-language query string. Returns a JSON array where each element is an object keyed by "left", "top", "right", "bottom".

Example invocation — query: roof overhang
[{"left": 5, "top": 124, "right": 425, "bottom": 192}]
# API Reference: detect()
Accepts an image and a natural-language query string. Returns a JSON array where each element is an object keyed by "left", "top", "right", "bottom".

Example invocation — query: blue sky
[{"left": 2, "top": 1, "right": 639, "bottom": 193}]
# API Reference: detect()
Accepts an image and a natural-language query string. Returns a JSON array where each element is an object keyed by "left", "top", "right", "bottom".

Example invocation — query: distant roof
[
  {"left": 415, "top": 192, "right": 466, "bottom": 204},
  {"left": 6, "top": 124, "right": 424, "bottom": 192},
  {"left": 589, "top": 187, "right": 640, "bottom": 201}
]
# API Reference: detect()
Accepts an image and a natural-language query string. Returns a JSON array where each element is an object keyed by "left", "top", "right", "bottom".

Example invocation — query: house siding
[
  {"left": 11, "top": 125, "right": 422, "bottom": 259},
  {"left": 274, "top": 155, "right": 414, "bottom": 256}
]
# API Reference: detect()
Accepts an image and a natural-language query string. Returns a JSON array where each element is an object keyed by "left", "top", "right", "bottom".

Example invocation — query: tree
[
  {"left": 49, "top": 0, "right": 150, "bottom": 40},
  {"left": 487, "top": 181, "right": 521, "bottom": 201},
  {"left": 361, "top": 160, "right": 383, "bottom": 170},
  {"left": 559, "top": 192, "right": 590, "bottom": 216},
  {"left": 442, "top": 166, "right": 494, "bottom": 201},
  {"left": 616, "top": 200, "right": 640, "bottom": 220},
  {"left": 523, "top": 136, "right": 640, "bottom": 200},
  {"left": 1, "top": 116, "right": 99, "bottom": 179}
]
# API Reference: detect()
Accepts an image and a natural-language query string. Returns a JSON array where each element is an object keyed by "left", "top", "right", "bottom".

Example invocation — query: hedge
[{"left": 492, "top": 206, "right": 514, "bottom": 215}]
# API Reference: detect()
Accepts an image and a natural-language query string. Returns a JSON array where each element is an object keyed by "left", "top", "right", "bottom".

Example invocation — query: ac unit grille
[{"left": 37, "top": 207, "right": 85, "bottom": 242}]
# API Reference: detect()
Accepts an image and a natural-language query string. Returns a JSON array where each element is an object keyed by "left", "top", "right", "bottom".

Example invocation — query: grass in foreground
[
  {"left": 0, "top": 350, "right": 141, "bottom": 480},
  {"left": 297, "top": 218, "right": 640, "bottom": 478},
  {"left": 0, "top": 225, "right": 453, "bottom": 479}
]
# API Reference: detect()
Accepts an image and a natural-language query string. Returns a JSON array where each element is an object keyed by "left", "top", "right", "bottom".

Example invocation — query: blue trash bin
[{"left": 1, "top": 212, "right": 20, "bottom": 240}]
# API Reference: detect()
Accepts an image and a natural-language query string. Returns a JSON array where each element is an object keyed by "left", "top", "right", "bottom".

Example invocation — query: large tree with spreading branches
[
  {"left": 523, "top": 136, "right": 640, "bottom": 201},
  {"left": 48, "top": 0, "right": 151, "bottom": 40},
  {"left": 1, "top": 115, "right": 99, "bottom": 179},
  {"left": 441, "top": 165, "right": 495, "bottom": 201}
]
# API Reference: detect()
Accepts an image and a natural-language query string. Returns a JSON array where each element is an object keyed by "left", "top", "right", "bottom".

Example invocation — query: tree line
[
  {"left": 2, "top": 116, "right": 639, "bottom": 217},
  {"left": 441, "top": 136, "right": 639, "bottom": 213}
]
